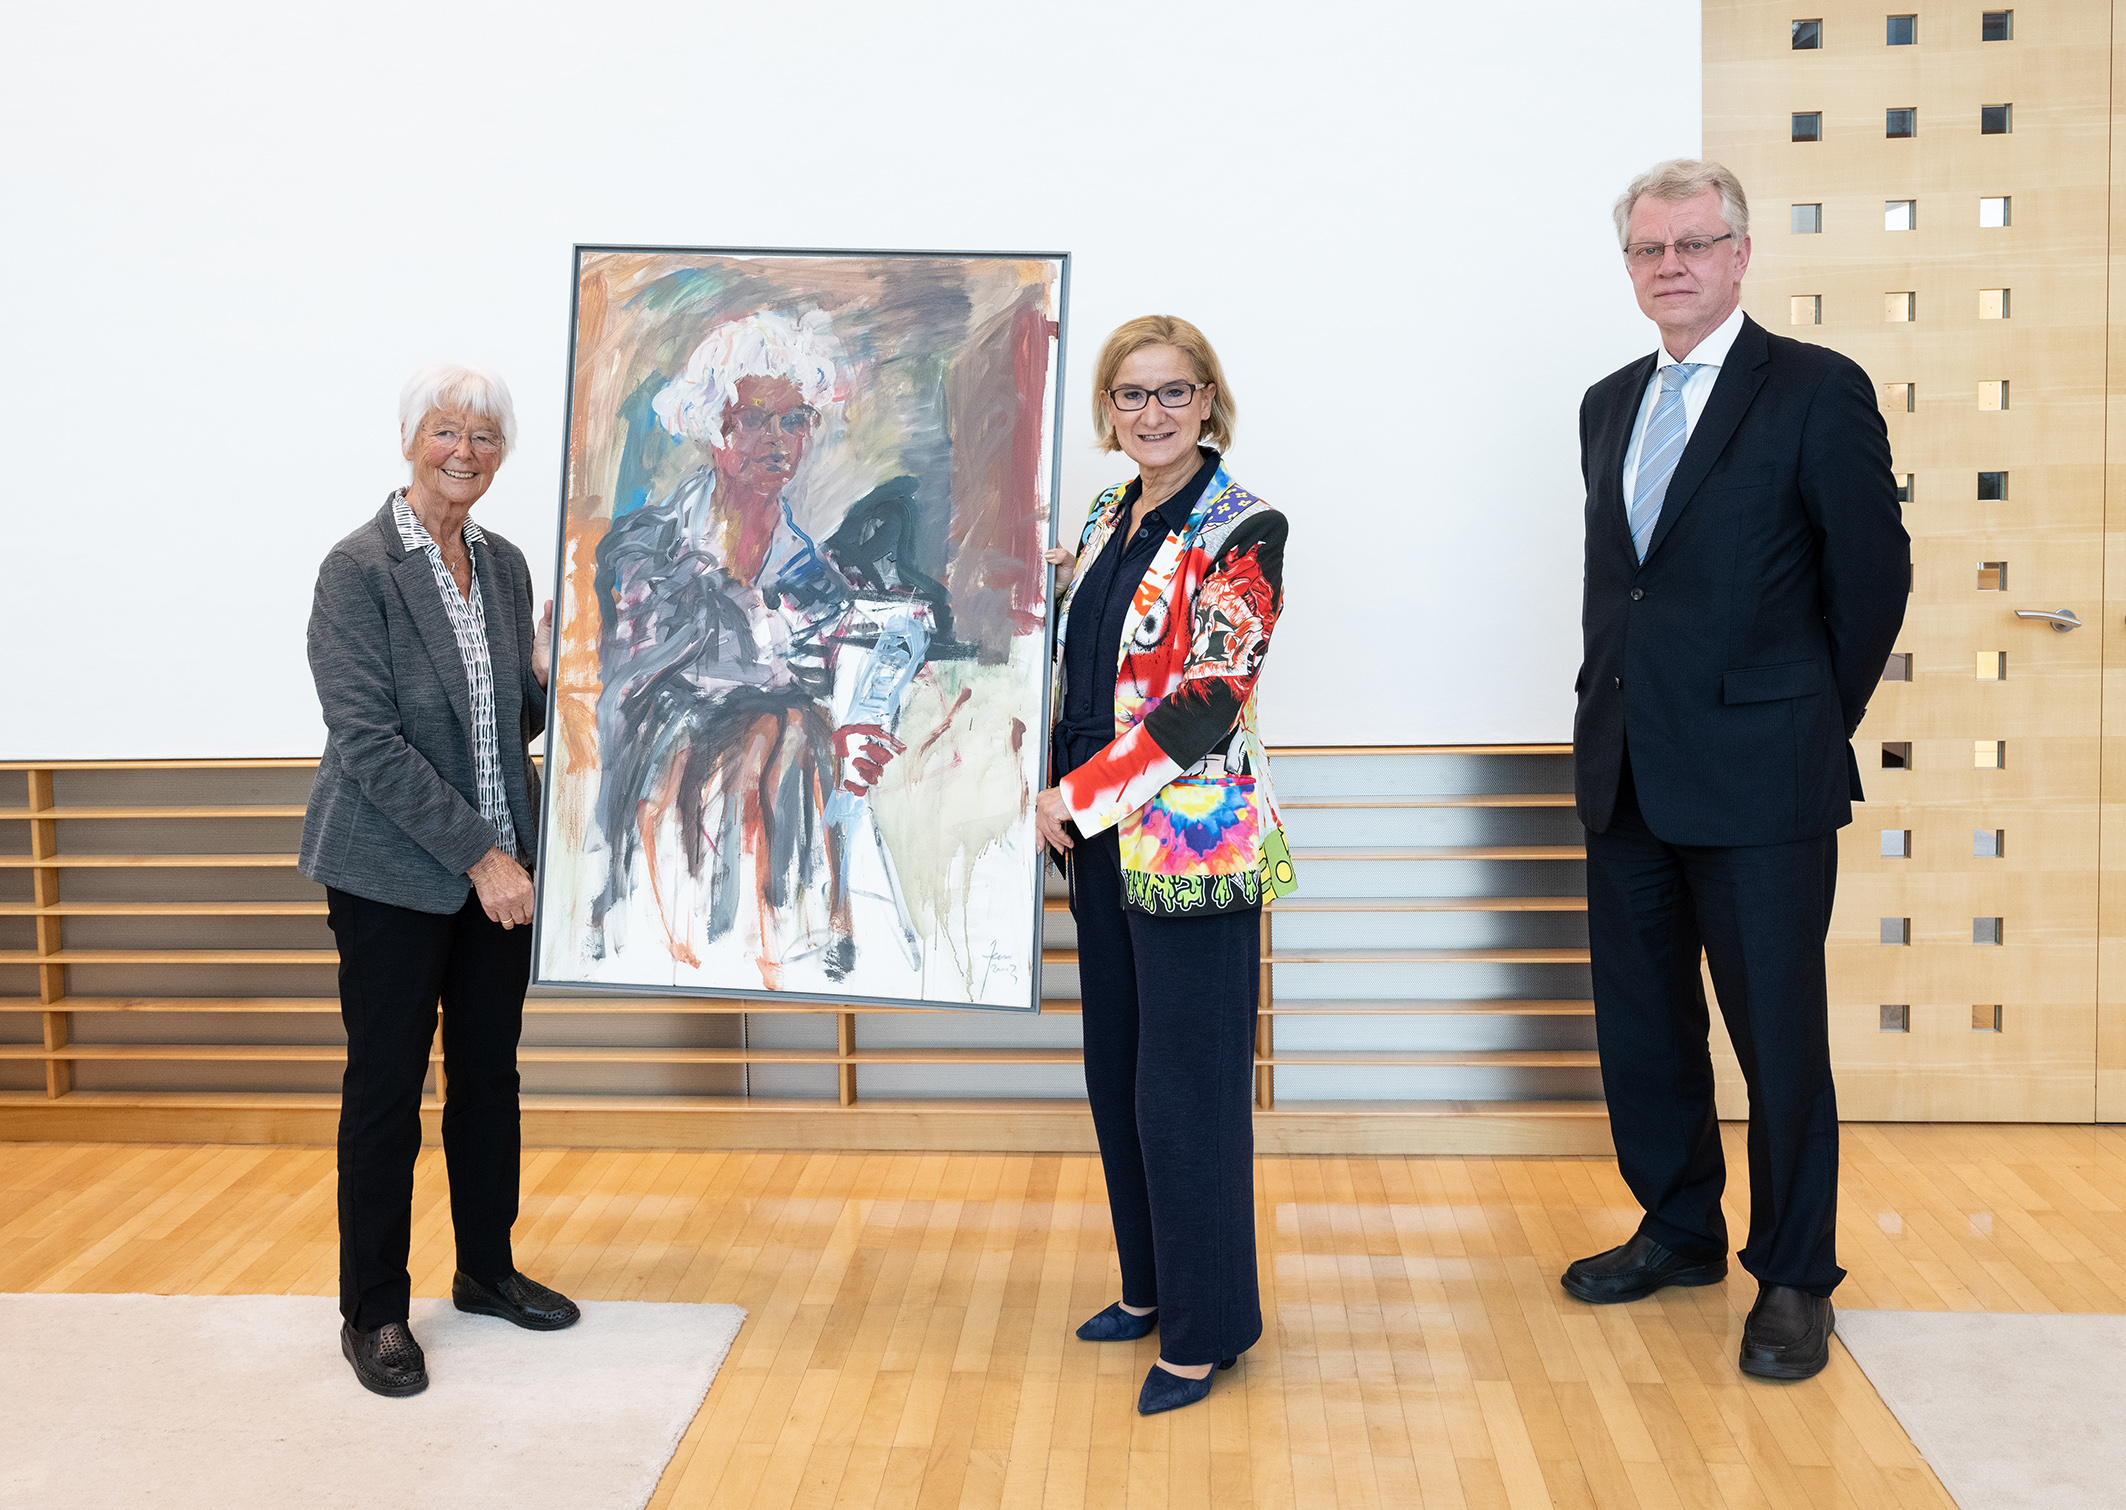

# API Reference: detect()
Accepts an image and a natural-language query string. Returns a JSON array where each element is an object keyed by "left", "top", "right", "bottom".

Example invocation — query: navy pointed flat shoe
[
  {"left": 1136, "top": 1357, "right": 1236, "bottom": 1415},
  {"left": 1075, "top": 1302, "right": 1158, "bottom": 1341}
]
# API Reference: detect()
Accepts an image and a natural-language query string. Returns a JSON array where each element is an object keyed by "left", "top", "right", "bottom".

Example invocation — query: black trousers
[
  {"left": 1585, "top": 760, "right": 1845, "bottom": 1296},
  {"left": 1070, "top": 826, "right": 1263, "bottom": 1365},
  {"left": 326, "top": 885, "right": 531, "bottom": 1331}
]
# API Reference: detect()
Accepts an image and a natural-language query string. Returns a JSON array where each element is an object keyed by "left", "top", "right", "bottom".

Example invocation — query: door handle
[{"left": 2014, "top": 608, "right": 2082, "bottom": 632}]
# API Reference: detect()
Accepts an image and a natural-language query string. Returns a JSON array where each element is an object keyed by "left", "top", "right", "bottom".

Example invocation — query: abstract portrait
[{"left": 534, "top": 247, "right": 1066, "bottom": 1010}]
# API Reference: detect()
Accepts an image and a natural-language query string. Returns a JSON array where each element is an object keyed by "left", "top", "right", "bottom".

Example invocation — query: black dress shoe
[
  {"left": 1560, "top": 1231, "right": 1727, "bottom": 1304},
  {"left": 1136, "top": 1357, "right": 1237, "bottom": 1416},
  {"left": 452, "top": 1269, "right": 581, "bottom": 1331},
  {"left": 341, "top": 1320, "right": 427, "bottom": 1397},
  {"left": 1076, "top": 1302, "right": 1158, "bottom": 1341},
  {"left": 1739, "top": 1283, "right": 1834, "bottom": 1380}
]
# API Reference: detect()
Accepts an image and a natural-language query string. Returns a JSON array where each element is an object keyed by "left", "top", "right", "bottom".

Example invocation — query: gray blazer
[{"left": 299, "top": 498, "right": 546, "bottom": 913}]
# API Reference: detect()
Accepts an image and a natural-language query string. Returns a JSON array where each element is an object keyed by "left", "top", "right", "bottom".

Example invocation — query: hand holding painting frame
[{"left": 532, "top": 247, "right": 1069, "bottom": 1013}]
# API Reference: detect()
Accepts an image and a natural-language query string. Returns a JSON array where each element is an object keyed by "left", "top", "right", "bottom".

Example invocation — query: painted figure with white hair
[
  {"left": 589, "top": 309, "right": 954, "bottom": 985},
  {"left": 300, "top": 364, "right": 580, "bottom": 1399}
]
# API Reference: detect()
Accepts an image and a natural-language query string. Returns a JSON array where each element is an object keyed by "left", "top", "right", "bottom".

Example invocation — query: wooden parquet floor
[{"left": 5, "top": 1124, "right": 2124, "bottom": 1507}]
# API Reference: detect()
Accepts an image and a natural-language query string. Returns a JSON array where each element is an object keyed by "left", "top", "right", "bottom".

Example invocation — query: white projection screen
[{"left": 0, "top": 0, "right": 1699, "bottom": 756}]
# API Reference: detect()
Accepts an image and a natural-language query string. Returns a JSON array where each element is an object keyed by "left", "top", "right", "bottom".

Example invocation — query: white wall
[{"left": 0, "top": 0, "right": 1699, "bottom": 757}]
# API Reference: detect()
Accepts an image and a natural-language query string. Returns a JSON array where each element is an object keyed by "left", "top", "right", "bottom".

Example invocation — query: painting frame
[{"left": 529, "top": 243, "right": 1072, "bottom": 1014}]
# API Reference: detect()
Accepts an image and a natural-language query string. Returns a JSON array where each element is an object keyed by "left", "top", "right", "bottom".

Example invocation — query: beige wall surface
[{"left": 1705, "top": 0, "right": 2114, "bottom": 1120}]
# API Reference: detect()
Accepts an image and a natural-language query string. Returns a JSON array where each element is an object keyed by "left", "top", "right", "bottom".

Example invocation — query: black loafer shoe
[
  {"left": 1076, "top": 1302, "right": 1158, "bottom": 1341},
  {"left": 1560, "top": 1231, "right": 1727, "bottom": 1304},
  {"left": 1739, "top": 1283, "right": 1834, "bottom": 1380},
  {"left": 452, "top": 1269, "right": 581, "bottom": 1331},
  {"left": 1136, "top": 1357, "right": 1236, "bottom": 1416},
  {"left": 341, "top": 1320, "right": 427, "bottom": 1397}
]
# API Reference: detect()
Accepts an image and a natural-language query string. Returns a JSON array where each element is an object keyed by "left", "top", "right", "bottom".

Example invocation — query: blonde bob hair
[{"left": 1090, "top": 315, "right": 1235, "bottom": 454}]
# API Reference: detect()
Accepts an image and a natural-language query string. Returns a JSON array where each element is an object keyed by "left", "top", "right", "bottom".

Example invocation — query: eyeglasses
[
  {"left": 1623, "top": 233, "right": 1735, "bottom": 267},
  {"left": 733, "top": 403, "right": 819, "bottom": 434},
  {"left": 1106, "top": 381, "right": 1210, "bottom": 411},
  {"left": 426, "top": 426, "right": 504, "bottom": 455}
]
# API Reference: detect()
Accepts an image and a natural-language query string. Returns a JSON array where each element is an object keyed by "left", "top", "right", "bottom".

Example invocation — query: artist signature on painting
[{"left": 979, "top": 943, "right": 1021, "bottom": 997}]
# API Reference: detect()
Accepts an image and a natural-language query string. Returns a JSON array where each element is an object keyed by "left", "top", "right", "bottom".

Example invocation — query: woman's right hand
[
  {"left": 468, "top": 847, "right": 534, "bottom": 929},
  {"left": 1043, "top": 546, "right": 1076, "bottom": 588}
]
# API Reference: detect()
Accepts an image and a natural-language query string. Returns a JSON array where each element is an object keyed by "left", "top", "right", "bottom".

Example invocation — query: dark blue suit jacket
[{"left": 1574, "top": 315, "right": 1910, "bottom": 846}]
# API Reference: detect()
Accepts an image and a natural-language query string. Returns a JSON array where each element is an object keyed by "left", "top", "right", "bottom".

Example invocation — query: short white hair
[
  {"left": 1613, "top": 159, "right": 1751, "bottom": 247},
  {"left": 651, "top": 309, "right": 844, "bottom": 448},
  {"left": 399, "top": 363, "right": 517, "bottom": 457}
]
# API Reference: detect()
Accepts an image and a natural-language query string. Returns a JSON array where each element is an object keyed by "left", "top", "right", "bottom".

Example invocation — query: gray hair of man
[
  {"left": 398, "top": 363, "right": 518, "bottom": 458},
  {"left": 1612, "top": 159, "right": 1751, "bottom": 248},
  {"left": 652, "top": 309, "right": 846, "bottom": 449}
]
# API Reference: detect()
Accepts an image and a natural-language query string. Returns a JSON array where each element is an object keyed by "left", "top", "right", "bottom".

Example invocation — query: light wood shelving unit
[{"left": 0, "top": 753, "right": 1611, "bottom": 1152}]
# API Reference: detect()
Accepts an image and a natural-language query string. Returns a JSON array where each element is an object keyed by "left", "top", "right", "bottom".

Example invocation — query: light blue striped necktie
[{"left": 1627, "top": 363, "right": 1704, "bottom": 562}]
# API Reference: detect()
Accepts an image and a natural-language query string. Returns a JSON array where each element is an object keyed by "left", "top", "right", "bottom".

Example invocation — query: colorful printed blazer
[{"left": 1053, "top": 458, "right": 1296, "bottom": 916}]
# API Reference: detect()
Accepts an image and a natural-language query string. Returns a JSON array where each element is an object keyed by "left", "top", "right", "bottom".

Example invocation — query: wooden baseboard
[{"left": 0, "top": 1092, "right": 1615, "bottom": 1155}]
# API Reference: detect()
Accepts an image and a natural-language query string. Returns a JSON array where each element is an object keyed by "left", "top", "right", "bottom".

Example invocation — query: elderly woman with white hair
[
  {"left": 300, "top": 364, "right": 577, "bottom": 1398},
  {"left": 588, "top": 309, "right": 949, "bottom": 984}
]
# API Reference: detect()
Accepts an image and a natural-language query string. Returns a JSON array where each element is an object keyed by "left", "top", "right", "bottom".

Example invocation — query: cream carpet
[
  {"left": 1837, "top": 1310, "right": 2126, "bottom": 1510},
  {"left": 0, "top": 1293, "right": 745, "bottom": 1509}
]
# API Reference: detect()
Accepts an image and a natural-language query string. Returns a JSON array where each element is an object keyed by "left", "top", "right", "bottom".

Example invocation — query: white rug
[
  {"left": 1837, "top": 1310, "right": 2126, "bottom": 1510},
  {"left": 0, "top": 1293, "right": 744, "bottom": 1510}
]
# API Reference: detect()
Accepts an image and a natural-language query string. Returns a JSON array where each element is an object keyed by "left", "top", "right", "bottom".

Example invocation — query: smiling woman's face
[
  {"left": 407, "top": 407, "right": 505, "bottom": 510},
  {"left": 1108, "top": 344, "right": 1213, "bottom": 475}
]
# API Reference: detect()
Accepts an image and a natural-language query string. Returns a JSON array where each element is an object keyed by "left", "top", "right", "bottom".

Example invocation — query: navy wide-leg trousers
[
  {"left": 1585, "top": 761, "right": 1846, "bottom": 1297},
  {"left": 1070, "top": 826, "right": 1263, "bottom": 1366}
]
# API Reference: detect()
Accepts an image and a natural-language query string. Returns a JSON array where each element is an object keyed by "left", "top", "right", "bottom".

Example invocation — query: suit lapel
[
  {"left": 1642, "top": 317, "right": 1771, "bottom": 563},
  {"left": 392, "top": 549, "right": 476, "bottom": 737},
  {"left": 1597, "top": 355, "right": 1655, "bottom": 557},
  {"left": 477, "top": 538, "right": 519, "bottom": 721}
]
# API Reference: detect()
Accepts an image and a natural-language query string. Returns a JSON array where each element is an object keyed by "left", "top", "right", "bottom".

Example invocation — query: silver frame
[{"left": 529, "top": 243, "right": 1072, "bottom": 1014}]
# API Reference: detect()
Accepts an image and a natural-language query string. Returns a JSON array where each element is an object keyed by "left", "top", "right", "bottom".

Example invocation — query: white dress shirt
[{"left": 1620, "top": 304, "right": 1746, "bottom": 503}]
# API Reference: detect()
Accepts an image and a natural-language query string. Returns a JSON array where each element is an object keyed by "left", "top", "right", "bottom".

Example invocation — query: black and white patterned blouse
[{"left": 392, "top": 491, "right": 519, "bottom": 860}]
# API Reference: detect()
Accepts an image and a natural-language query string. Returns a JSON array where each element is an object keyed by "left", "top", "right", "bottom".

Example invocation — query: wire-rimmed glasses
[{"left": 1623, "top": 233, "right": 1735, "bottom": 267}]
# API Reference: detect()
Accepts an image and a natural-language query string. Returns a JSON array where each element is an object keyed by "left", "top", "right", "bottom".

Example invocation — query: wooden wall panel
[{"left": 1706, "top": 0, "right": 2111, "bottom": 1120}]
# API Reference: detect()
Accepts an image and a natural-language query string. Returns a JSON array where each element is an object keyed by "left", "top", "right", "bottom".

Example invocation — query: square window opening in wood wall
[
  {"left": 1886, "top": 108, "right": 1917, "bottom": 138},
  {"left": 1979, "top": 288, "right": 2011, "bottom": 319},
  {"left": 1980, "top": 380, "right": 2009, "bottom": 411},
  {"left": 1973, "top": 1004, "right": 2003, "bottom": 1032},
  {"left": 1881, "top": 830, "right": 1912, "bottom": 858},
  {"left": 1982, "top": 12, "right": 2013, "bottom": 42},
  {"left": 1887, "top": 14, "right": 1918, "bottom": 44},
  {"left": 1975, "top": 829, "right": 2005, "bottom": 858},
  {"left": 1974, "top": 918, "right": 2004, "bottom": 946},
  {"left": 1976, "top": 651, "right": 2007, "bottom": 681},
  {"left": 1885, "top": 291, "right": 1915, "bottom": 321},
  {"left": 1885, "top": 383, "right": 1914, "bottom": 412},
  {"left": 1883, "top": 652, "right": 1912, "bottom": 681},
  {"left": 1882, "top": 741, "right": 1912, "bottom": 769},
  {"left": 1791, "top": 294, "right": 1821, "bottom": 324},
  {"left": 1880, "top": 1005, "right": 1910, "bottom": 1033},
  {"left": 1793, "top": 112, "right": 1823, "bottom": 142},
  {"left": 1978, "top": 471, "right": 2008, "bottom": 500},
  {"left": 1981, "top": 104, "right": 2012, "bottom": 134},
  {"left": 1793, "top": 203, "right": 1823, "bottom": 234},
  {"left": 1975, "top": 740, "right": 2006, "bottom": 768},
  {"left": 1977, "top": 562, "right": 2007, "bottom": 591},
  {"left": 1886, "top": 199, "right": 1917, "bottom": 231},
  {"left": 1882, "top": 918, "right": 1911, "bottom": 945},
  {"left": 1980, "top": 196, "right": 2011, "bottom": 227}
]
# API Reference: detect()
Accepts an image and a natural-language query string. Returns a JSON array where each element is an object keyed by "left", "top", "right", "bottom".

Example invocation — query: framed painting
[{"left": 532, "top": 245, "right": 1069, "bottom": 1011}]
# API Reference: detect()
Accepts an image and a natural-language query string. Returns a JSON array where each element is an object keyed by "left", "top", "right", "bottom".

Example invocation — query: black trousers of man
[
  {"left": 1069, "top": 826, "right": 1263, "bottom": 1367},
  {"left": 327, "top": 886, "right": 531, "bottom": 1331},
  {"left": 1585, "top": 760, "right": 1846, "bottom": 1297}
]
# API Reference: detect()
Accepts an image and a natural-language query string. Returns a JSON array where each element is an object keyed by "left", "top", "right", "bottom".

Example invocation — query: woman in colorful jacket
[{"left": 1034, "top": 315, "right": 1293, "bottom": 1416}]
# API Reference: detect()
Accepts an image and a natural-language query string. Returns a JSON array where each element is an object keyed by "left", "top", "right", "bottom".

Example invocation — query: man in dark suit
[{"left": 1563, "top": 160, "right": 1909, "bottom": 1380}]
